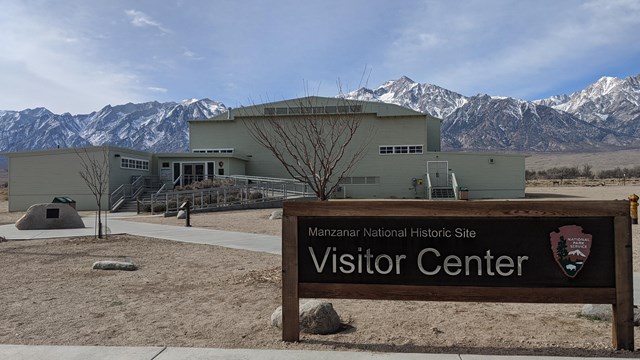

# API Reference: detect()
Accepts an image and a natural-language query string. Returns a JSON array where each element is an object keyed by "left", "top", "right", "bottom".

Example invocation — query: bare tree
[
  {"left": 243, "top": 96, "right": 372, "bottom": 200},
  {"left": 76, "top": 147, "right": 110, "bottom": 238}
]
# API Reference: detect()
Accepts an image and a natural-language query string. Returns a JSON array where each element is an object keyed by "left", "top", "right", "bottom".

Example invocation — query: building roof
[{"left": 194, "top": 96, "right": 433, "bottom": 122}]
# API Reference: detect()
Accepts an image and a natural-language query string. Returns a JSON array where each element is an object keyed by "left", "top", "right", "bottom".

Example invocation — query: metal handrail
[
  {"left": 450, "top": 172, "right": 459, "bottom": 200},
  {"left": 110, "top": 175, "right": 161, "bottom": 211},
  {"left": 155, "top": 183, "right": 166, "bottom": 195},
  {"left": 173, "top": 174, "right": 182, "bottom": 187},
  {"left": 145, "top": 176, "right": 314, "bottom": 215}
]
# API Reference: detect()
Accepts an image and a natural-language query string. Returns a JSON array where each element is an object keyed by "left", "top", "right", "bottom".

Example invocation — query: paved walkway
[
  {"left": 1, "top": 214, "right": 638, "bottom": 359},
  {"left": 0, "top": 212, "right": 281, "bottom": 254},
  {"left": 2, "top": 344, "right": 637, "bottom": 360}
]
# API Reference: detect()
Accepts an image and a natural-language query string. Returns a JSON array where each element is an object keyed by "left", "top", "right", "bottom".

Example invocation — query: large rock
[
  {"left": 581, "top": 304, "right": 640, "bottom": 326},
  {"left": 271, "top": 300, "right": 341, "bottom": 334},
  {"left": 269, "top": 209, "right": 283, "bottom": 220},
  {"left": 15, "top": 203, "right": 84, "bottom": 230},
  {"left": 92, "top": 259, "right": 138, "bottom": 271}
]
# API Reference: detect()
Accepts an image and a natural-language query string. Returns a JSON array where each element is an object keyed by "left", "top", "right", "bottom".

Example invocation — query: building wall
[
  {"left": 423, "top": 152, "right": 525, "bottom": 199},
  {"left": 153, "top": 154, "right": 246, "bottom": 188},
  {"left": 189, "top": 111, "right": 524, "bottom": 200},
  {"left": 189, "top": 113, "right": 432, "bottom": 179},
  {"left": 109, "top": 148, "right": 154, "bottom": 190},
  {"left": 8, "top": 147, "right": 153, "bottom": 211}
]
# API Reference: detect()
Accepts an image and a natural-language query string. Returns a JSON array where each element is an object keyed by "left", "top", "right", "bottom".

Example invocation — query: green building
[{"left": 4, "top": 96, "right": 524, "bottom": 211}]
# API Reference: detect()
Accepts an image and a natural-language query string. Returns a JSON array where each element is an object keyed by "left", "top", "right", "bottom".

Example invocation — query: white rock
[
  {"left": 92, "top": 260, "right": 137, "bottom": 271},
  {"left": 581, "top": 304, "right": 640, "bottom": 326},
  {"left": 177, "top": 210, "right": 186, "bottom": 219},
  {"left": 15, "top": 203, "right": 84, "bottom": 230},
  {"left": 269, "top": 209, "right": 283, "bottom": 220},
  {"left": 270, "top": 300, "right": 341, "bottom": 334}
]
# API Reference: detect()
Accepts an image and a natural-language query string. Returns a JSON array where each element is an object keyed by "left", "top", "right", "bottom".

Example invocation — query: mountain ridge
[{"left": 1, "top": 74, "right": 639, "bottom": 153}]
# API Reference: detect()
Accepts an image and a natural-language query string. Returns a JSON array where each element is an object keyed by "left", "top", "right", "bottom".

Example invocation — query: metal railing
[
  {"left": 110, "top": 175, "right": 161, "bottom": 211},
  {"left": 144, "top": 175, "right": 314, "bottom": 215},
  {"left": 451, "top": 172, "right": 459, "bottom": 200}
]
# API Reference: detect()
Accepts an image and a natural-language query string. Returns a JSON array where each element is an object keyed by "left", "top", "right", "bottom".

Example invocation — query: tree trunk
[{"left": 97, "top": 208, "right": 103, "bottom": 238}]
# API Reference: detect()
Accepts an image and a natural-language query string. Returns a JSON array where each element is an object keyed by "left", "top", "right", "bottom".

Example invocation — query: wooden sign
[{"left": 281, "top": 200, "right": 633, "bottom": 350}]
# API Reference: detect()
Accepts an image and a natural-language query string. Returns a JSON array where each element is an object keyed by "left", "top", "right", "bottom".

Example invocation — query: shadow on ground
[
  {"left": 525, "top": 192, "right": 585, "bottom": 199},
  {"left": 301, "top": 339, "right": 639, "bottom": 358}
]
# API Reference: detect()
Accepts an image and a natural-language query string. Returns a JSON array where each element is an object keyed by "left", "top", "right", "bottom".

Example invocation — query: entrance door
[
  {"left": 427, "top": 161, "right": 449, "bottom": 187},
  {"left": 183, "top": 163, "right": 205, "bottom": 185}
]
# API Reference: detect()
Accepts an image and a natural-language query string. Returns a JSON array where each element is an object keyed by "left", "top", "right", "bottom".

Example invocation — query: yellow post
[{"left": 629, "top": 194, "right": 639, "bottom": 225}]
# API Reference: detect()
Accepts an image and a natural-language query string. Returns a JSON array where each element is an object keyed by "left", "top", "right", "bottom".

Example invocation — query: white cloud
[
  {"left": 0, "top": 3, "right": 149, "bottom": 113},
  {"left": 125, "top": 9, "right": 171, "bottom": 33},
  {"left": 380, "top": 0, "right": 640, "bottom": 98},
  {"left": 147, "top": 87, "right": 168, "bottom": 93},
  {"left": 183, "top": 49, "right": 204, "bottom": 61}
]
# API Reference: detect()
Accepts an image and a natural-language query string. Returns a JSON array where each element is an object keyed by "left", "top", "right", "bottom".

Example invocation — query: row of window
[
  {"left": 121, "top": 157, "right": 149, "bottom": 170},
  {"left": 340, "top": 176, "right": 380, "bottom": 185},
  {"left": 263, "top": 105, "right": 362, "bottom": 116},
  {"left": 379, "top": 145, "right": 423, "bottom": 155},
  {"left": 192, "top": 148, "right": 234, "bottom": 154},
  {"left": 192, "top": 145, "right": 424, "bottom": 157}
]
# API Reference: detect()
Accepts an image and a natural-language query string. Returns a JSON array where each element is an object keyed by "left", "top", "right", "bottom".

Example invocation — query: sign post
[{"left": 281, "top": 200, "right": 633, "bottom": 350}]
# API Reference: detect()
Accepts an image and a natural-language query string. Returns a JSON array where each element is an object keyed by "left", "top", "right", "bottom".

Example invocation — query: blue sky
[{"left": 1, "top": 0, "right": 639, "bottom": 114}]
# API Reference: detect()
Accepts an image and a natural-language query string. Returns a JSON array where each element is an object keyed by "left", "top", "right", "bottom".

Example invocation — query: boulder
[
  {"left": 581, "top": 304, "right": 640, "bottom": 326},
  {"left": 92, "top": 258, "right": 138, "bottom": 271},
  {"left": 15, "top": 203, "right": 84, "bottom": 230},
  {"left": 269, "top": 209, "right": 283, "bottom": 220},
  {"left": 177, "top": 209, "right": 186, "bottom": 219},
  {"left": 271, "top": 300, "right": 341, "bottom": 334}
]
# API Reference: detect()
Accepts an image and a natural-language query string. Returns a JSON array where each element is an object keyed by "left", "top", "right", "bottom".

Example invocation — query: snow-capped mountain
[
  {"left": 442, "top": 95, "right": 623, "bottom": 151},
  {"left": 1, "top": 74, "right": 639, "bottom": 154},
  {"left": 348, "top": 76, "right": 467, "bottom": 119},
  {"left": 537, "top": 74, "right": 640, "bottom": 137},
  {"left": 0, "top": 99, "right": 225, "bottom": 153},
  {"left": 0, "top": 107, "right": 90, "bottom": 152},
  {"left": 347, "top": 75, "right": 638, "bottom": 151}
]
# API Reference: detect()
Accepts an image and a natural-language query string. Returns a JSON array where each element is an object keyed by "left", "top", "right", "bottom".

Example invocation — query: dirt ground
[{"left": 2, "top": 185, "right": 640, "bottom": 356}]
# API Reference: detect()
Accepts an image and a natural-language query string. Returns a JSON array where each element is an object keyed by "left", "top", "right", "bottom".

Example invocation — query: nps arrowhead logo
[{"left": 549, "top": 225, "right": 592, "bottom": 278}]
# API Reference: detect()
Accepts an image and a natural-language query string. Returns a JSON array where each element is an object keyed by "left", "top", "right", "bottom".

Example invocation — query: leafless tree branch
[
  {"left": 243, "top": 94, "right": 373, "bottom": 201},
  {"left": 75, "top": 147, "right": 110, "bottom": 238}
]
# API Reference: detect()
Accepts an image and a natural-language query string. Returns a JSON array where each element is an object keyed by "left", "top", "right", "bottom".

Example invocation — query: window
[
  {"left": 379, "top": 145, "right": 423, "bottom": 155},
  {"left": 162, "top": 162, "right": 170, "bottom": 168},
  {"left": 121, "top": 157, "right": 149, "bottom": 171},
  {"left": 379, "top": 146, "right": 394, "bottom": 155},
  {"left": 262, "top": 104, "right": 362, "bottom": 116},
  {"left": 192, "top": 148, "right": 234, "bottom": 154},
  {"left": 340, "top": 176, "right": 379, "bottom": 185}
]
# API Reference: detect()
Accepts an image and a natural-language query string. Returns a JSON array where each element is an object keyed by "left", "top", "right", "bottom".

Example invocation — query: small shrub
[
  {"left": 249, "top": 191, "right": 264, "bottom": 200},
  {"left": 0, "top": 236, "right": 7, "bottom": 243},
  {"left": 225, "top": 195, "right": 239, "bottom": 203}
]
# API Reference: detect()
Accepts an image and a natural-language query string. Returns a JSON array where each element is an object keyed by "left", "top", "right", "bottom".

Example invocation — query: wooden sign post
[{"left": 281, "top": 200, "right": 634, "bottom": 350}]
